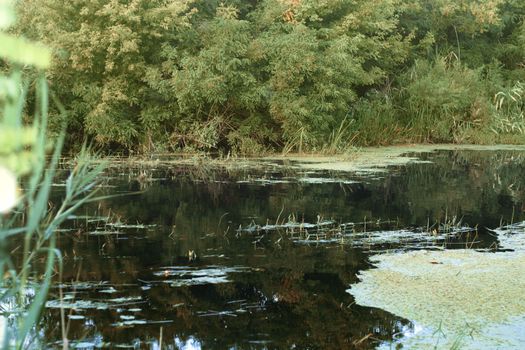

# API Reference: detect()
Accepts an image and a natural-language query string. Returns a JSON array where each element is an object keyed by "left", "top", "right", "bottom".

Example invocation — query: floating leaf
[
  {"left": 112, "top": 319, "right": 173, "bottom": 327},
  {"left": 74, "top": 343, "right": 96, "bottom": 349},
  {"left": 46, "top": 296, "right": 143, "bottom": 310}
]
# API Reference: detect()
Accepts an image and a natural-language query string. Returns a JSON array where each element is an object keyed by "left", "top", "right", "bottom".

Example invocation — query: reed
[{"left": 0, "top": 4, "right": 105, "bottom": 348}]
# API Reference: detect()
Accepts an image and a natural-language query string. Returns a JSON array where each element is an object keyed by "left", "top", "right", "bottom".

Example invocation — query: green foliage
[
  {"left": 0, "top": 33, "right": 50, "bottom": 69},
  {"left": 492, "top": 81, "right": 525, "bottom": 135},
  {"left": 15, "top": 0, "right": 525, "bottom": 152},
  {"left": 16, "top": 0, "right": 412, "bottom": 152},
  {"left": 255, "top": 0, "right": 412, "bottom": 149},
  {"left": 397, "top": 57, "right": 491, "bottom": 142},
  {"left": 0, "top": 9, "right": 51, "bottom": 175},
  {"left": 18, "top": 0, "right": 195, "bottom": 148}
]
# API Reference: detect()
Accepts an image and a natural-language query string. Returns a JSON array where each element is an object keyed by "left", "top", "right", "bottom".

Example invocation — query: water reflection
[
  {"left": 28, "top": 150, "right": 525, "bottom": 348},
  {"left": 174, "top": 336, "right": 202, "bottom": 350}
]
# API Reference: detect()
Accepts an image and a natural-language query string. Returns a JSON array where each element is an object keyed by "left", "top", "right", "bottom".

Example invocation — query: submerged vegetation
[{"left": 12, "top": 0, "right": 525, "bottom": 154}]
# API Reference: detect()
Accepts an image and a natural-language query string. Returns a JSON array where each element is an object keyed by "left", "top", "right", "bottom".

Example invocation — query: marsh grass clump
[
  {"left": 351, "top": 56, "right": 498, "bottom": 145},
  {"left": 398, "top": 57, "right": 492, "bottom": 142},
  {"left": 491, "top": 81, "right": 525, "bottom": 136}
]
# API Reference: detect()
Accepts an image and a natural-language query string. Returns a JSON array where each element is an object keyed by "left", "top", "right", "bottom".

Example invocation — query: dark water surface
[{"left": 40, "top": 150, "right": 525, "bottom": 349}]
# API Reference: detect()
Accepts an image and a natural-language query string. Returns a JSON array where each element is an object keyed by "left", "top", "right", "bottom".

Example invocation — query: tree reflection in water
[{"left": 24, "top": 150, "right": 525, "bottom": 348}]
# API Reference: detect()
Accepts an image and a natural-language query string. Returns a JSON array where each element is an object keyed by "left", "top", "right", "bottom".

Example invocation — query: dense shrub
[{"left": 16, "top": 0, "right": 525, "bottom": 153}]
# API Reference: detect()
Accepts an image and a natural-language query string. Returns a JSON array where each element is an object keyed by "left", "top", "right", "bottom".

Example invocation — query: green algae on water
[{"left": 347, "top": 249, "right": 525, "bottom": 348}]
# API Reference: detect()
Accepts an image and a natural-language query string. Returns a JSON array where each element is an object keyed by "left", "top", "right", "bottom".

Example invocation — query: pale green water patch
[
  {"left": 268, "top": 144, "right": 525, "bottom": 173},
  {"left": 347, "top": 247, "right": 525, "bottom": 348}
]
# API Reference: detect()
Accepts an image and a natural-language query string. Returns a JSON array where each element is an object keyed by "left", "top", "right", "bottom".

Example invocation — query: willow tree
[
  {"left": 251, "top": 0, "right": 413, "bottom": 149},
  {"left": 162, "top": 0, "right": 413, "bottom": 151},
  {"left": 18, "top": 0, "right": 195, "bottom": 149},
  {"left": 19, "top": 0, "right": 524, "bottom": 151}
]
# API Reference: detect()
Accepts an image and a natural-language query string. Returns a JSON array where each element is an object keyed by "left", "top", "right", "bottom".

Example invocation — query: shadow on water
[{"left": 19, "top": 150, "right": 525, "bottom": 348}]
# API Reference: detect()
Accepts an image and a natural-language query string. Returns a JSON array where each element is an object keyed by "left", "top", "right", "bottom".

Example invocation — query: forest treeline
[{"left": 15, "top": 0, "right": 525, "bottom": 154}]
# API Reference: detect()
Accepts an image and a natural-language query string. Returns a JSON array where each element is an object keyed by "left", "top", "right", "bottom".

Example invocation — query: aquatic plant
[{"left": 237, "top": 216, "right": 474, "bottom": 251}]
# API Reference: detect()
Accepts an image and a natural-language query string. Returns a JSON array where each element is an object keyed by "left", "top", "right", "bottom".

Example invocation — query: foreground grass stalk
[{"left": 0, "top": 6, "right": 106, "bottom": 346}]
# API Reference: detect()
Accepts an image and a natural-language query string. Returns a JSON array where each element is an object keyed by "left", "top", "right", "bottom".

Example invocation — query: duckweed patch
[
  {"left": 347, "top": 249, "right": 525, "bottom": 348},
  {"left": 268, "top": 144, "right": 525, "bottom": 173},
  {"left": 492, "top": 221, "right": 525, "bottom": 251}
]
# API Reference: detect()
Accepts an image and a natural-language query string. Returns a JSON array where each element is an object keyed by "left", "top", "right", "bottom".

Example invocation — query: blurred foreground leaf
[{"left": 0, "top": 32, "right": 50, "bottom": 69}]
